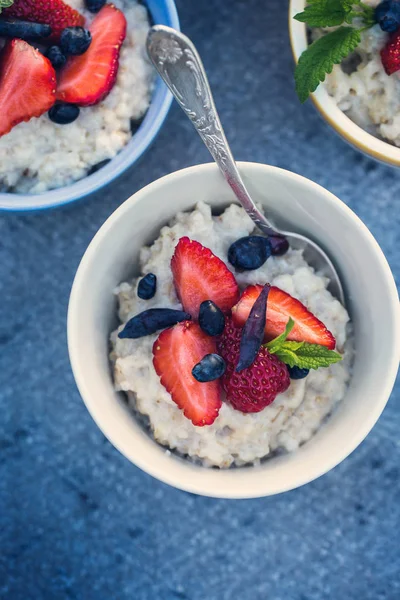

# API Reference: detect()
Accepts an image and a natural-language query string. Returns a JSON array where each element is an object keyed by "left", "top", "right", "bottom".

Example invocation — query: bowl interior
[
  {"left": 68, "top": 162, "right": 400, "bottom": 498},
  {"left": 289, "top": 0, "right": 400, "bottom": 166},
  {"left": 0, "top": 0, "right": 180, "bottom": 212}
]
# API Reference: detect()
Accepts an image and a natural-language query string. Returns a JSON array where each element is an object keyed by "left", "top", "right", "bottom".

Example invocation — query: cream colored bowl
[
  {"left": 68, "top": 162, "right": 400, "bottom": 498},
  {"left": 289, "top": 0, "right": 400, "bottom": 166}
]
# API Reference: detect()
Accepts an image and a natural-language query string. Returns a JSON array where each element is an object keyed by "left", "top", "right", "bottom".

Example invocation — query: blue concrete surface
[{"left": 1, "top": 0, "right": 399, "bottom": 598}]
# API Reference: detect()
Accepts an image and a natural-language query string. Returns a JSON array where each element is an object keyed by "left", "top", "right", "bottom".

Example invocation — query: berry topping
[
  {"left": 57, "top": 4, "right": 127, "bottom": 106},
  {"left": 153, "top": 322, "right": 222, "bottom": 426},
  {"left": 119, "top": 309, "right": 191, "bottom": 340},
  {"left": 85, "top": 0, "right": 106, "bottom": 13},
  {"left": 171, "top": 237, "right": 239, "bottom": 319},
  {"left": 137, "top": 273, "right": 157, "bottom": 300},
  {"left": 0, "top": 19, "right": 52, "bottom": 41},
  {"left": 192, "top": 353, "right": 226, "bottom": 382},
  {"left": 288, "top": 366, "right": 310, "bottom": 380},
  {"left": 236, "top": 283, "right": 270, "bottom": 372},
  {"left": 3, "top": 0, "right": 85, "bottom": 42},
  {"left": 60, "top": 26, "right": 92, "bottom": 56},
  {"left": 87, "top": 159, "right": 110, "bottom": 175},
  {"left": 375, "top": 0, "right": 400, "bottom": 32},
  {"left": 0, "top": 39, "right": 56, "bottom": 137},
  {"left": 268, "top": 235, "right": 289, "bottom": 256},
  {"left": 48, "top": 102, "right": 79, "bottom": 124},
  {"left": 381, "top": 29, "right": 400, "bottom": 74},
  {"left": 46, "top": 46, "right": 67, "bottom": 69},
  {"left": 228, "top": 235, "right": 272, "bottom": 270},
  {"left": 232, "top": 285, "right": 336, "bottom": 349},
  {"left": 198, "top": 300, "right": 225, "bottom": 336},
  {"left": 218, "top": 319, "right": 290, "bottom": 413}
]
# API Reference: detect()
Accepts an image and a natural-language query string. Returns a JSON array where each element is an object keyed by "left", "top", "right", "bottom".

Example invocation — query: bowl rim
[
  {"left": 68, "top": 162, "right": 400, "bottom": 498},
  {"left": 0, "top": 0, "right": 180, "bottom": 213},
  {"left": 288, "top": 0, "right": 400, "bottom": 167}
]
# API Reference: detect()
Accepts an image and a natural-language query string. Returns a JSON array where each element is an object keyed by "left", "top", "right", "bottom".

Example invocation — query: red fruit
[
  {"left": 381, "top": 31, "right": 400, "bottom": 75},
  {"left": 0, "top": 39, "right": 56, "bottom": 137},
  {"left": 232, "top": 285, "right": 336, "bottom": 350},
  {"left": 217, "top": 318, "right": 290, "bottom": 413},
  {"left": 4, "top": 0, "right": 84, "bottom": 42},
  {"left": 56, "top": 4, "right": 127, "bottom": 106},
  {"left": 171, "top": 237, "right": 240, "bottom": 319},
  {"left": 153, "top": 321, "right": 222, "bottom": 426}
]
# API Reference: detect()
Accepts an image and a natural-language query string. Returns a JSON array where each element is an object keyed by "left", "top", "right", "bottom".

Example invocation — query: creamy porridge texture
[
  {"left": 0, "top": 0, "right": 154, "bottom": 194},
  {"left": 110, "top": 203, "right": 353, "bottom": 468}
]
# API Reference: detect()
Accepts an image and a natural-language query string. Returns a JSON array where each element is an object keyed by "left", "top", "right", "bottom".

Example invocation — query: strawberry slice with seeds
[
  {"left": 171, "top": 237, "right": 240, "bottom": 319},
  {"left": 4, "top": 0, "right": 85, "bottom": 42},
  {"left": 232, "top": 285, "right": 336, "bottom": 349},
  {"left": 0, "top": 39, "right": 56, "bottom": 137},
  {"left": 153, "top": 321, "right": 222, "bottom": 426},
  {"left": 57, "top": 4, "right": 127, "bottom": 106},
  {"left": 381, "top": 30, "right": 400, "bottom": 75}
]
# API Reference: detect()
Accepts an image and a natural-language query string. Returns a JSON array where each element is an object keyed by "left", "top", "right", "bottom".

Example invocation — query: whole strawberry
[
  {"left": 381, "top": 30, "right": 400, "bottom": 75},
  {"left": 217, "top": 319, "right": 290, "bottom": 413}
]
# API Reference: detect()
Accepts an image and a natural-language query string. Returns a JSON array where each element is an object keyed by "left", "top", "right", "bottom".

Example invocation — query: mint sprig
[
  {"left": 265, "top": 318, "right": 343, "bottom": 370},
  {"left": 0, "top": 0, "right": 13, "bottom": 14},
  {"left": 294, "top": 0, "right": 377, "bottom": 103}
]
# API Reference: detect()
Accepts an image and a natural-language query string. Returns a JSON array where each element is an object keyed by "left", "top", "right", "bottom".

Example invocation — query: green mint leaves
[
  {"left": 294, "top": 0, "right": 376, "bottom": 103},
  {"left": 0, "top": 0, "right": 13, "bottom": 13},
  {"left": 265, "top": 318, "right": 343, "bottom": 370}
]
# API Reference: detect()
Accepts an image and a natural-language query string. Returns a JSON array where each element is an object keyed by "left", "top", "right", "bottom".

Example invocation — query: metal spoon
[{"left": 147, "top": 26, "right": 345, "bottom": 304}]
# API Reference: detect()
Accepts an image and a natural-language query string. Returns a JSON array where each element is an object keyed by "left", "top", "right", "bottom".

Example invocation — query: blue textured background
[{"left": 1, "top": 1, "right": 399, "bottom": 598}]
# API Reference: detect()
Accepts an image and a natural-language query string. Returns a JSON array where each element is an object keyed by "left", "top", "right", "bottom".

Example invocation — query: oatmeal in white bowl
[{"left": 68, "top": 163, "right": 400, "bottom": 498}]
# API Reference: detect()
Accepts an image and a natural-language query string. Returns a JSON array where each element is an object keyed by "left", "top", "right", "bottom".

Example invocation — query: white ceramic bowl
[
  {"left": 68, "top": 162, "right": 400, "bottom": 499},
  {"left": 289, "top": 0, "right": 400, "bottom": 167}
]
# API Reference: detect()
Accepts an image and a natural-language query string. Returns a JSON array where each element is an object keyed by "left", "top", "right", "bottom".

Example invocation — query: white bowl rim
[
  {"left": 68, "top": 162, "right": 400, "bottom": 498},
  {"left": 288, "top": 0, "right": 400, "bottom": 167}
]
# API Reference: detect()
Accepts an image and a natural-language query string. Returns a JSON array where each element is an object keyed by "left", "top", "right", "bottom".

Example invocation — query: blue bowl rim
[{"left": 0, "top": 0, "right": 180, "bottom": 213}]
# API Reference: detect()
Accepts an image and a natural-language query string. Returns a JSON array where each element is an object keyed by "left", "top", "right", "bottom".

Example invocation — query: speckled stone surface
[{"left": 1, "top": 1, "right": 399, "bottom": 598}]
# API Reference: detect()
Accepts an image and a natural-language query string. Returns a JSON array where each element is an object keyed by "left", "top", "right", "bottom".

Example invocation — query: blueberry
[
  {"left": 48, "top": 103, "right": 80, "bottom": 125},
  {"left": 0, "top": 19, "right": 52, "bottom": 41},
  {"left": 268, "top": 235, "right": 289, "bottom": 256},
  {"left": 118, "top": 309, "right": 191, "bottom": 339},
  {"left": 60, "top": 27, "right": 92, "bottom": 56},
  {"left": 85, "top": 0, "right": 106, "bottom": 12},
  {"left": 198, "top": 300, "right": 225, "bottom": 336},
  {"left": 236, "top": 284, "right": 270, "bottom": 372},
  {"left": 45, "top": 46, "right": 67, "bottom": 69},
  {"left": 288, "top": 366, "right": 310, "bottom": 380},
  {"left": 228, "top": 236, "right": 271, "bottom": 270},
  {"left": 375, "top": 1, "right": 400, "bottom": 32},
  {"left": 87, "top": 159, "right": 111, "bottom": 175},
  {"left": 137, "top": 273, "right": 157, "bottom": 300},
  {"left": 192, "top": 354, "right": 226, "bottom": 382}
]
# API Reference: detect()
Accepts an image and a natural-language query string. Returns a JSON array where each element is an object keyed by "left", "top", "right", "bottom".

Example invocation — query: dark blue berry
[
  {"left": 288, "top": 366, "right": 310, "bottom": 380},
  {"left": 118, "top": 309, "right": 191, "bottom": 339},
  {"left": 45, "top": 46, "right": 67, "bottom": 69},
  {"left": 228, "top": 236, "right": 271, "bottom": 270},
  {"left": 88, "top": 159, "right": 111, "bottom": 175},
  {"left": 60, "top": 27, "right": 92, "bottom": 56},
  {"left": 268, "top": 235, "right": 289, "bottom": 256},
  {"left": 198, "top": 300, "right": 225, "bottom": 336},
  {"left": 48, "top": 103, "right": 80, "bottom": 125},
  {"left": 375, "top": 1, "right": 400, "bottom": 32},
  {"left": 85, "top": 0, "right": 106, "bottom": 12},
  {"left": 192, "top": 354, "right": 226, "bottom": 382},
  {"left": 0, "top": 19, "right": 52, "bottom": 41},
  {"left": 137, "top": 273, "right": 157, "bottom": 300},
  {"left": 236, "top": 284, "right": 270, "bottom": 372}
]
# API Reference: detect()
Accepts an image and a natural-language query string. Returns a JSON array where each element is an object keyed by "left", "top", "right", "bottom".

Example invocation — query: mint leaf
[
  {"left": 265, "top": 317, "right": 295, "bottom": 352},
  {"left": 295, "top": 26, "right": 361, "bottom": 103},
  {"left": 271, "top": 341, "right": 343, "bottom": 370},
  {"left": 0, "top": 0, "right": 13, "bottom": 12},
  {"left": 294, "top": 0, "right": 352, "bottom": 28}
]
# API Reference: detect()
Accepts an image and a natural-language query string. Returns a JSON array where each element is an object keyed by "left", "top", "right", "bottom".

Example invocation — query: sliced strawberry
[
  {"left": 381, "top": 31, "right": 400, "bottom": 75},
  {"left": 171, "top": 237, "right": 240, "bottom": 319},
  {"left": 56, "top": 4, "right": 127, "bottom": 106},
  {"left": 4, "top": 0, "right": 84, "bottom": 42},
  {"left": 232, "top": 285, "right": 336, "bottom": 349},
  {"left": 153, "top": 321, "right": 222, "bottom": 426},
  {"left": 0, "top": 39, "right": 56, "bottom": 137}
]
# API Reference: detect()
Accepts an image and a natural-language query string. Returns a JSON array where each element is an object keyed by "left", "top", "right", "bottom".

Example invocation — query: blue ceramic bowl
[{"left": 0, "top": 0, "right": 179, "bottom": 212}]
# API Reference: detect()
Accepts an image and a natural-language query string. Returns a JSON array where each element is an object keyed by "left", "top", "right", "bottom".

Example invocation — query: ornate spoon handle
[{"left": 147, "top": 25, "right": 279, "bottom": 237}]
